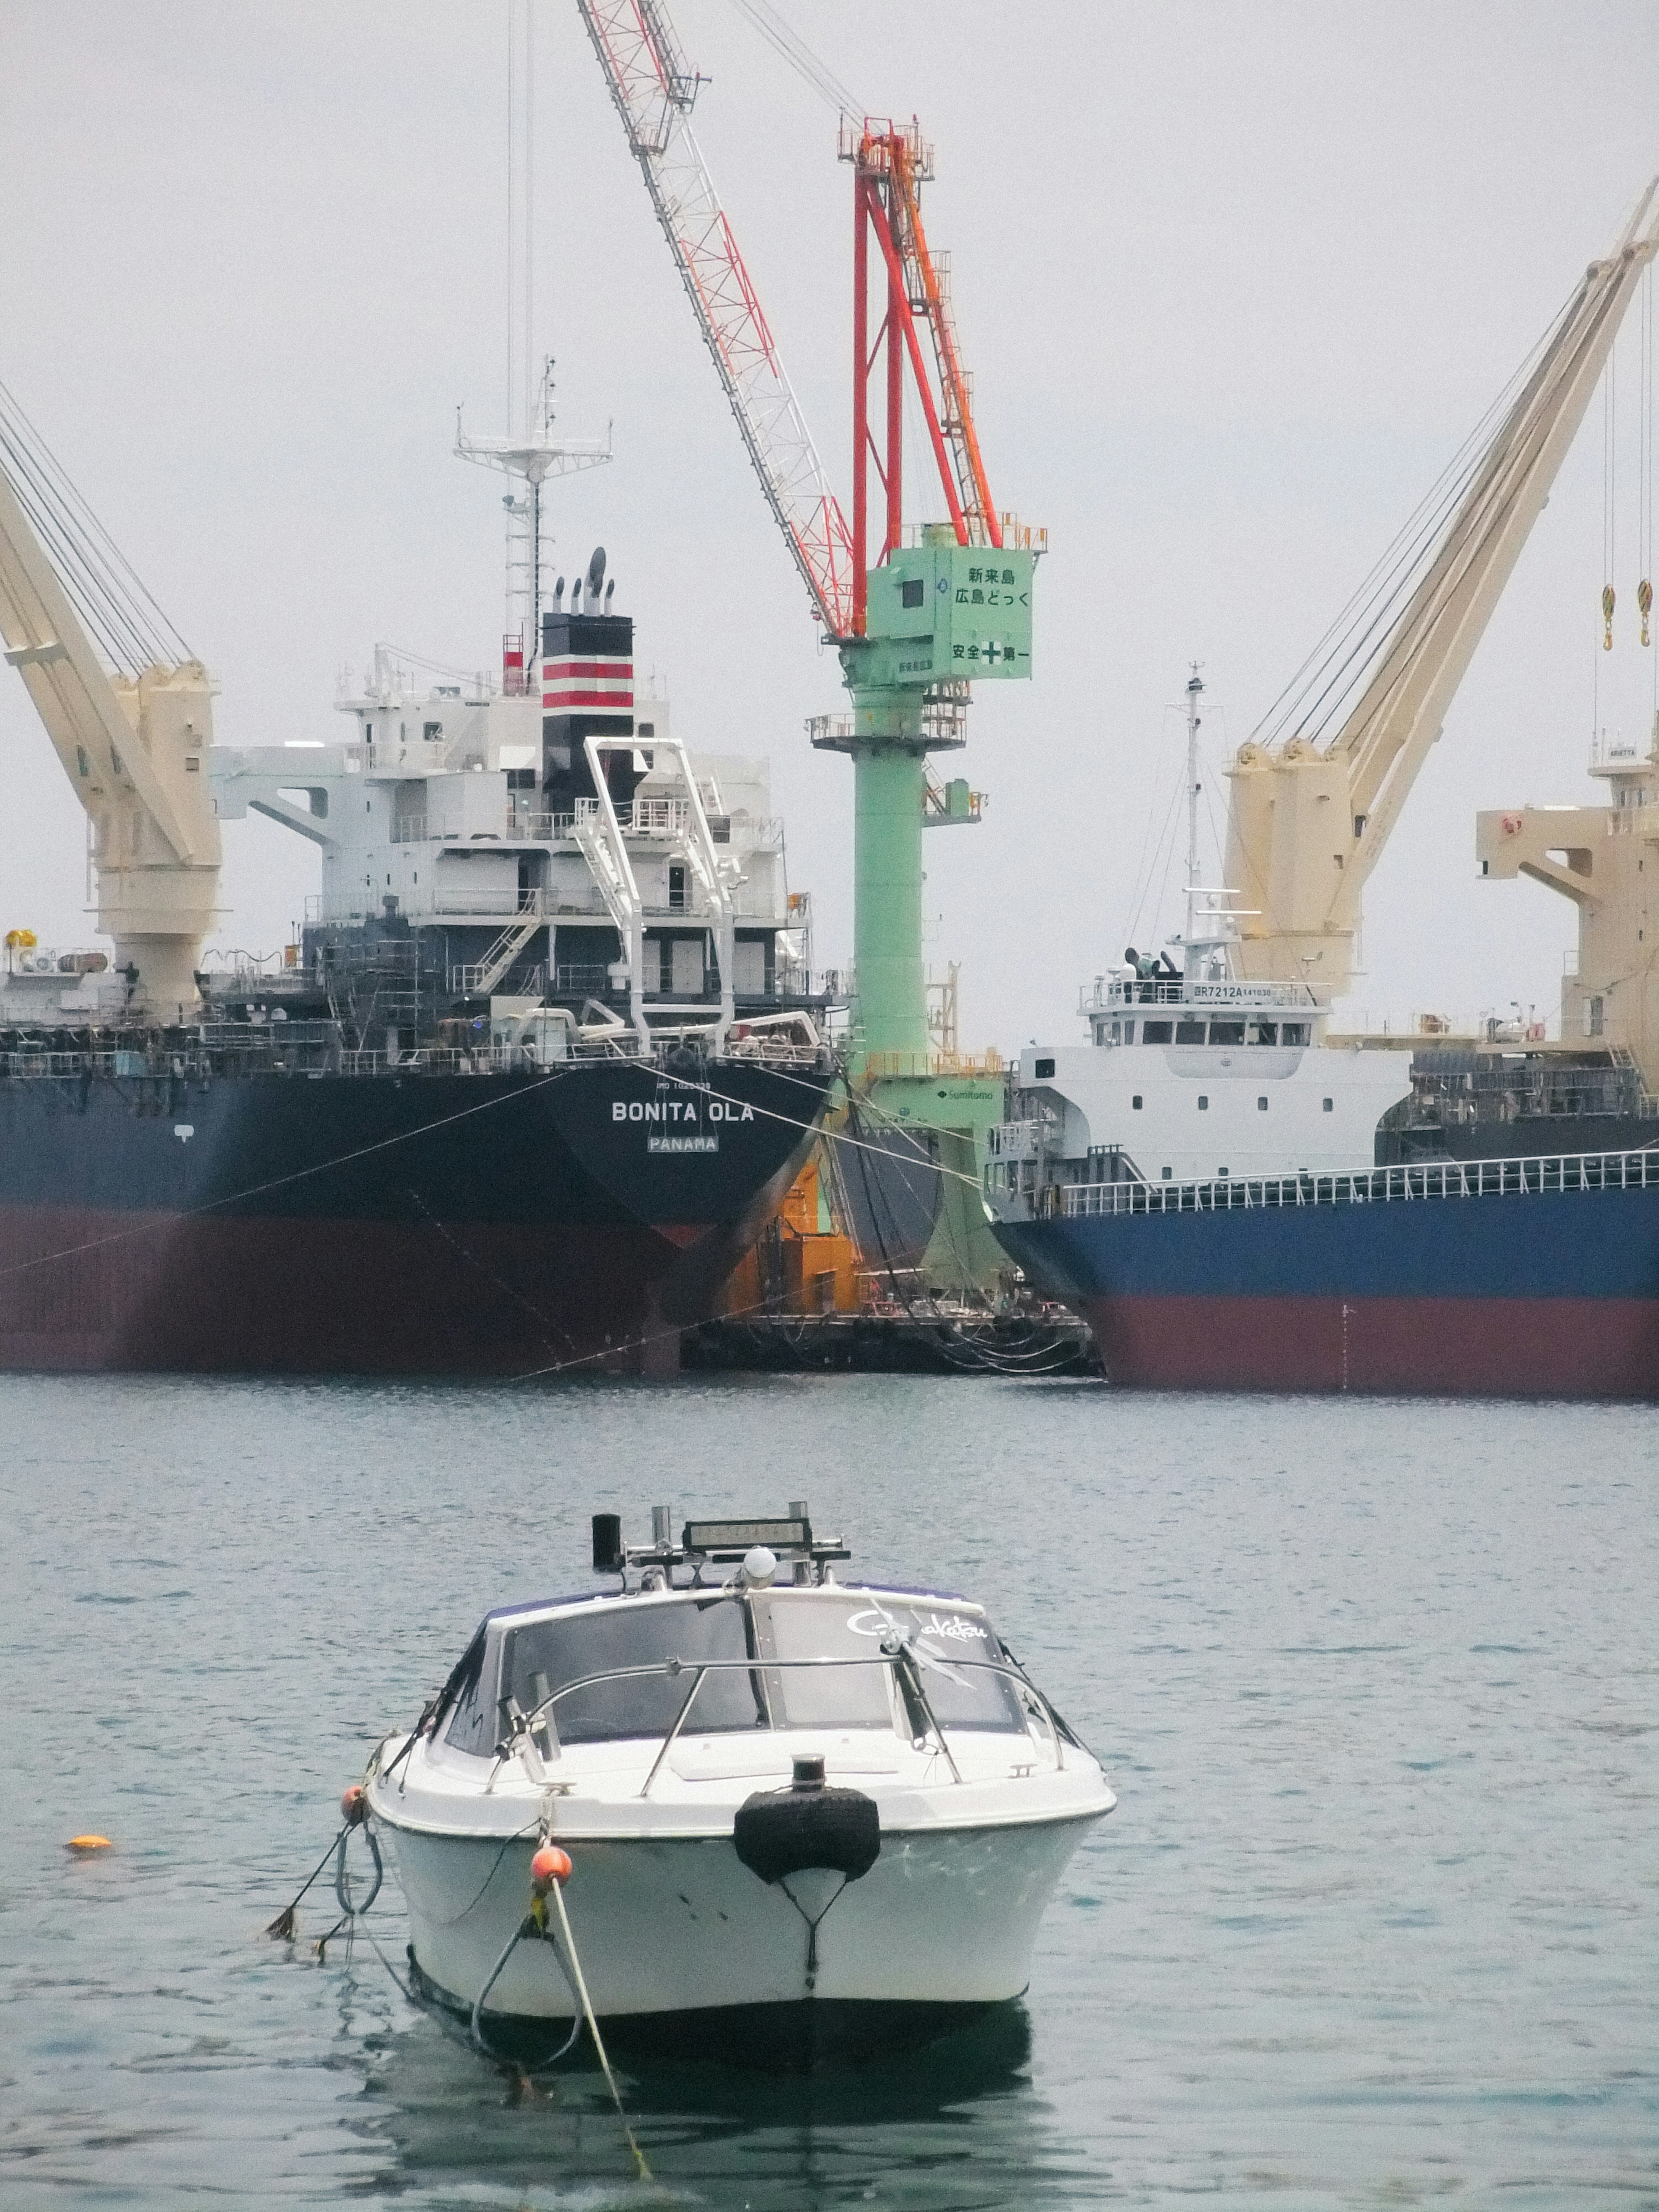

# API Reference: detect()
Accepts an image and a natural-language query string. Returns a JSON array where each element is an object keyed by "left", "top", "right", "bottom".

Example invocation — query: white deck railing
[{"left": 1057, "top": 1144, "right": 1659, "bottom": 1220}]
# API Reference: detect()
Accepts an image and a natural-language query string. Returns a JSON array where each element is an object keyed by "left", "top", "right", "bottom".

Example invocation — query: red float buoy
[
  {"left": 530, "top": 1843, "right": 572, "bottom": 1893},
  {"left": 341, "top": 1784, "right": 368, "bottom": 1827}
]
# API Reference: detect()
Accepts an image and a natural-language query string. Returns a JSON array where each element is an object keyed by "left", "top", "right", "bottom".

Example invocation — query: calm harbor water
[{"left": 0, "top": 1373, "right": 1653, "bottom": 2209}]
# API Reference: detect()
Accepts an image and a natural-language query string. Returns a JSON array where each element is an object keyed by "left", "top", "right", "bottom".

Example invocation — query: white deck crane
[
  {"left": 1224, "top": 180, "right": 1659, "bottom": 1004},
  {"left": 0, "top": 384, "right": 220, "bottom": 1015},
  {"left": 574, "top": 0, "right": 855, "bottom": 638}
]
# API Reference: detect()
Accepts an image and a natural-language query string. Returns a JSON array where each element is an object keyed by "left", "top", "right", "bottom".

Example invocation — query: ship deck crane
[
  {"left": 0, "top": 382, "right": 220, "bottom": 1014},
  {"left": 575, "top": 1, "right": 1036, "bottom": 1068},
  {"left": 1224, "top": 180, "right": 1659, "bottom": 1005}
]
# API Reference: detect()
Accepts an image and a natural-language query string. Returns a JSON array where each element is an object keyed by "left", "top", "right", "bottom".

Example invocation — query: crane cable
[
  {"left": 1250, "top": 297, "right": 1564, "bottom": 753},
  {"left": 1603, "top": 333, "right": 1617, "bottom": 650},
  {"left": 1641, "top": 262, "right": 1653, "bottom": 655},
  {"left": 0, "top": 377, "right": 191, "bottom": 680},
  {"left": 721, "top": 0, "right": 864, "bottom": 121}
]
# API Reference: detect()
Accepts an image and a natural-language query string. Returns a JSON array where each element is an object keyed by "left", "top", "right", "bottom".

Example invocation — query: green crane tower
[{"left": 825, "top": 534, "right": 1035, "bottom": 1065}]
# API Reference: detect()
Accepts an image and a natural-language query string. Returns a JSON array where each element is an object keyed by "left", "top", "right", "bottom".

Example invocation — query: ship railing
[
  {"left": 859, "top": 1049, "right": 1005, "bottom": 1080},
  {"left": 718, "top": 1038, "right": 826, "bottom": 1067},
  {"left": 0, "top": 1048, "right": 110, "bottom": 1078},
  {"left": 1083, "top": 975, "right": 1321, "bottom": 1013},
  {"left": 1057, "top": 1144, "right": 1659, "bottom": 1218}
]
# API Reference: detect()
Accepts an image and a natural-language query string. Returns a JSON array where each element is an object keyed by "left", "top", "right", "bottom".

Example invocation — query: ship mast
[
  {"left": 1183, "top": 663, "right": 1203, "bottom": 959},
  {"left": 456, "top": 0, "right": 610, "bottom": 685}
]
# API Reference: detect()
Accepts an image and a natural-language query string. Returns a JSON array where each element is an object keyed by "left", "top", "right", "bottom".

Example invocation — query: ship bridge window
[
  {"left": 1176, "top": 1020, "right": 1205, "bottom": 1044},
  {"left": 1142, "top": 1020, "right": 1173, "bottom": 1044},
  {"left": 1034, "top": 1058, "right": 1055, "bottom": 1079},
  {"left": 1209, "top": 1021, "right": 1245, "bottom": 1045},
  {"left": 1282, "top": 1023, "right": 1309, "bottom": 1047},
  {"left": 1249, "top": 1022, "right": 1278, "bottom": 1045},
  {"left": 490, "top": 1595, "right": 761, "bottom": 1748}
]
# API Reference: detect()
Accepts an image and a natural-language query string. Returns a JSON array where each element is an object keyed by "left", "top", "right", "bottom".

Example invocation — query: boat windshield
[
  {"left": 762, "top": 1592, "right": 1029, "bottom": 1735},
  {"left": 498, "top": 1594, "right": 763, "bottom": 1745},
  {"left": 445, "top": 1587, "right": 1030, "bottom": 1753}
]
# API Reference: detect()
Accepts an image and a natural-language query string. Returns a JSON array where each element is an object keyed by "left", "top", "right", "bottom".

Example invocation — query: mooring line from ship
[
  {"left": 264, "top": 1821, "right": 353, "bottom": 1942},
  {"left": 505, "top": 1284, "right": 789, "bottom": 1382},
  {"left": 470, "top": 1916, "right": 585, "bottom": 2069},
  {"left": 840, "top": 1091, "right": 1089, "bottom": 1379},
  {"left": 0, "top": 1067, "right": 580, "bottom": 1284},
  {"left": 547, "top": 1875, "right": 651, "bottom": 2182},
  {"left": 405, "top": 1188, "right": 578, "bottom": 1362}
]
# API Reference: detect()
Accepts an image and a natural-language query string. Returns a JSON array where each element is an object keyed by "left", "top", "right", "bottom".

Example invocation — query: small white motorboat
[{"left": 364, "top": 1503, "right": 1114, "bottom": 2068}]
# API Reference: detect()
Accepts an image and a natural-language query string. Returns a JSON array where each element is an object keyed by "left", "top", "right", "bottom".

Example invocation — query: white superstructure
[
  {"left": 211, "top": 653, "right": 796, "bottom": 1052},
  {"left": 986, "top": 673, "right": 1411, "bottom": 1220}
]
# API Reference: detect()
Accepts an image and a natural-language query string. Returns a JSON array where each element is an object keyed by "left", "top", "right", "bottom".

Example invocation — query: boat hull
[
  {"left": 384, "top": 1813, "right": 1096, "bottom": 2066},
  {"left": 995, "top": 1168, "right": 1659, "bottom": 1397},
  {"left": 0, "top": 1057, "right": 831, "bottom": 1373}
]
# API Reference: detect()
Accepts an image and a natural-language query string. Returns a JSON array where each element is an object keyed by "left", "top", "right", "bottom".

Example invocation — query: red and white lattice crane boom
[{"left": 575, "top": 0, "right": 856, "bottom": 637}]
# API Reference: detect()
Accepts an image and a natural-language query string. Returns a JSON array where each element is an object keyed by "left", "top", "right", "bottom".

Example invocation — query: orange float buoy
[
  {"left": 341, "top": 1784, "right": 368, "bottom": 1826},
  {"left": 66, "top": 1835, "right": 113, "bottom": 1853},
  {"left": 530, "top": 1843, "right": 572, "bottom": 1893}
]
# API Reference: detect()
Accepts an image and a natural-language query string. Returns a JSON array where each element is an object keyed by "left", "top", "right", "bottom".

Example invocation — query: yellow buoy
[{"left": 66, "top": 1834, "right": 114, "bottom": 1853}]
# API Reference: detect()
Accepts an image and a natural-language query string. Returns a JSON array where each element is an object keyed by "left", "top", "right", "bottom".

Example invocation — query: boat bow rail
[{"left": 486, "top": 1645, "right": 1078, "bottom": 1796}]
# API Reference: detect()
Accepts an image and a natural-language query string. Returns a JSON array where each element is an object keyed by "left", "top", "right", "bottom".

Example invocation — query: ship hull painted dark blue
[
  {"left": 996, "top": 1178, "right": 1659, "bottom": 1397},
  {"left": 0, "top": 1058, "right": 831, "bottom": 1373}
]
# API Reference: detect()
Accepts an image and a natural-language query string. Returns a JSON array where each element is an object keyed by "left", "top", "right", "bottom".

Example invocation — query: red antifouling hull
[
  {"left": 0, "top": 1204, "right": 685, "bottom": 1375},
  {"left": 1084, "top": 1294, "right": 1659, "bottom": 1398}
]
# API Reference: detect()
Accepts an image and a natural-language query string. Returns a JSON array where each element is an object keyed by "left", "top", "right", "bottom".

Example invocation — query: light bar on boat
[
  {"left": 591, "top": 1503, "right": 851, "bottom": 1581},
  {"left": 683, "top": 1516, "right": 808, "bottom": 1556}
]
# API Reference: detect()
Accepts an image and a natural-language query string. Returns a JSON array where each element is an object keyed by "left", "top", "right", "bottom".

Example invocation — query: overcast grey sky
[{"left": 1, "top": 2, "right": 1656, "bottom": 1045}]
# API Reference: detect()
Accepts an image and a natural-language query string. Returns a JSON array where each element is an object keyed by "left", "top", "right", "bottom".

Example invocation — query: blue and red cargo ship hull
[{"left": 992, "top": 1150, "right": 1659, "bottom": 1398}]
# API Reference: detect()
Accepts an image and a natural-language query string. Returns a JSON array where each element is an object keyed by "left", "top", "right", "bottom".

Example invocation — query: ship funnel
[{"left": 586, "top": 545, "right": 607, "bottom": 603}]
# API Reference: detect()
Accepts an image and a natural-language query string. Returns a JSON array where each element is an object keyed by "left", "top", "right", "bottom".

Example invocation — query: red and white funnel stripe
[{"left": 543, "top": 656, "right": 634, "bottom": 712}]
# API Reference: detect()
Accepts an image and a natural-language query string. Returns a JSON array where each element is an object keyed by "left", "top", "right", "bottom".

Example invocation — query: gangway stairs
[{"left": 456, "top": 912, "right": 544, "bottom": 998}]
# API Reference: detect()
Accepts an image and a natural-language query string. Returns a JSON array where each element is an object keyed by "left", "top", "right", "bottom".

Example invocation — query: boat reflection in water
[{"left": 343, "top": 1996, "right": 1060, "bottom": 2210}]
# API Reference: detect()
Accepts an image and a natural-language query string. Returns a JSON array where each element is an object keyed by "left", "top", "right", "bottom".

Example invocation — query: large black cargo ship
[
  {"left": 0, "top": 1020, "right": 832, "bottom": 1374},
  {"left": 0, "top": 368, "right": 839, "bottom": 1371}
]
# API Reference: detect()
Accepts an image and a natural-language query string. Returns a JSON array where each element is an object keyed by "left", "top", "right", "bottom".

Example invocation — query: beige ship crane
[
  {"left": 1224, "top": 180, "right": 1659, "bottom": 1006},
  {"left": 0, "top": 382, "right": 220, "bottom": 1015}
]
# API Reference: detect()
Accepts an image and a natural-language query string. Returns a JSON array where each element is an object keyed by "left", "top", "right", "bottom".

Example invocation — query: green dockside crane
[{"left": 581, "top": 6, "right": 1040, "bottom": 1291}]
